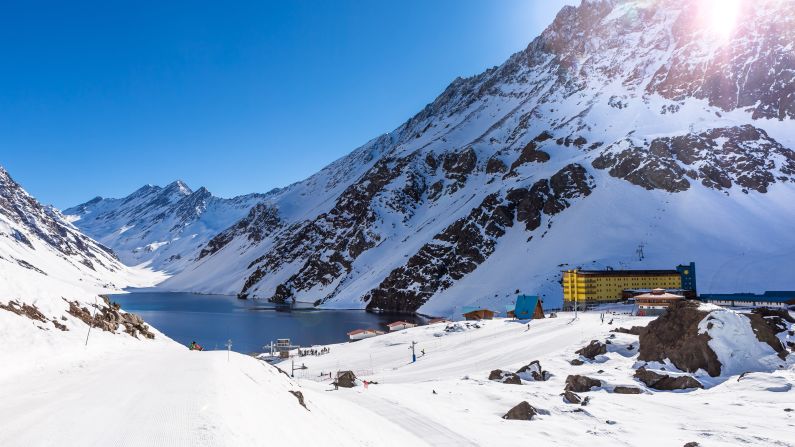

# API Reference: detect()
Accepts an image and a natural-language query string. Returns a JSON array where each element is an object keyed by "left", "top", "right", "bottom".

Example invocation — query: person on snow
[{"left": 189, "top": 341, "right": 203, "bottom": 351}]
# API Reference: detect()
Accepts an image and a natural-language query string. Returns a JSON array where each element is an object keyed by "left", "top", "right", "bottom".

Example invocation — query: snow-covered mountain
[
  {"left": 64, "top": 182, "right": 268, "bottom": 273},
  {"left": 0, "top": 165, "right": 144, "bottom": 300},
  {"left": 161, "top": 0, "right": 794, "bottom": 314}
]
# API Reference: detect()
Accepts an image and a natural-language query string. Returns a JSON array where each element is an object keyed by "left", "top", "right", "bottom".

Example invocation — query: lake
[{"left": 112, "top": 292, "right": 421, "bottom": 353}]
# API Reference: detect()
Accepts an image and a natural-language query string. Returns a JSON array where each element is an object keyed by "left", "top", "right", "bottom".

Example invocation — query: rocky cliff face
[
  {"left": 65, "top": 181, "right": 268, "bottom": 273},
  {"left": 142, "top": 0, "right": 795, "bottom": 314},
  {"left": 0, "top": 166, "right": 123, "bottom": 277},
  {"left": 0, "top": 165, "right": 138, "bottom": 302}
]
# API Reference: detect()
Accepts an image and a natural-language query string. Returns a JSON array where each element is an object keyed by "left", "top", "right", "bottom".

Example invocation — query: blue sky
[{"left": 0, "top": 0, "right": 575, "bottom": 208}]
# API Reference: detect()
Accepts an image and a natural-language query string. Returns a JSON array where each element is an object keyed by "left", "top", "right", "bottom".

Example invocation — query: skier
[
  {"left": 421, "top": 349, "right": 426, "bottom": 357},
  {"left": 600, "top": 313, "right": 605, "bottom": 324},
  {"left": 189, "top": 341, "right": 203, "bottom": 351}
]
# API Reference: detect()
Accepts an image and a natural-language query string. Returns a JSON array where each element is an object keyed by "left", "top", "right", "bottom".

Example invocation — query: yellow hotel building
[{"left": 562, "top": 263, "right": 696, "bottom": 307}]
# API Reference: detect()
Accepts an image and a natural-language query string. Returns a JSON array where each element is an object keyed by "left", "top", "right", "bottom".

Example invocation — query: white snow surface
[
  {"left": 3, "top": 308, "right": 793, "bottom": 446},
  {"left": 276, "top": 312, "right": 795, "bottom": 446}
]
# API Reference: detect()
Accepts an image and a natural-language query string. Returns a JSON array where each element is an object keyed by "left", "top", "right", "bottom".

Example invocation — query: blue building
[
  {"left": 676, "top": 262, "right": 697, "bottom": 292},
  {"left": 509, "top": 295, "right": 544, "bottom": 320},
  {"left": 700, "top": 291, "right": 795, "bottom": 308}
]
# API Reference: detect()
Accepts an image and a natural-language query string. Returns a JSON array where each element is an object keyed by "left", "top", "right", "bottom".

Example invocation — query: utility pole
[
  {"left": 225, "top": 339, "right": 233, "bottom": 362},
  {"left": 409, "top": 341, "right": 417, "bottom": 363},
  {"left": 84, "top": 296, "right": 99, "bottom": 347}
]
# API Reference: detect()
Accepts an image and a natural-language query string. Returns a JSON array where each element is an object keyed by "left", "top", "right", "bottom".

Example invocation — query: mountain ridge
[{"left": 75, "top": 0, "right": 795, "bottom": 315}]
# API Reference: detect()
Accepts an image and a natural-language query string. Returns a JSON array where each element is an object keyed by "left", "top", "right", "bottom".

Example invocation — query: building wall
[{"left": 563, "top": 270, "right": 682, "bottom": 304}]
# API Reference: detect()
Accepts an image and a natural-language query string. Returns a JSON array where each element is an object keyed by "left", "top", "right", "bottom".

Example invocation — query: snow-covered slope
[
  {"left": 0, "top": 165, "right": 152, "bottom": 302},
  {"left": 65, "top": 181, "right": 268, "bottom": 273},
  {"left": 0, "top": 164, "right": 166, "bottom": 377},
  {"left": 162, "top": 0, "right": 794, "bottom": 314},
  {"left": 279, "top": 311, "right": 794, "bottom": 447}
]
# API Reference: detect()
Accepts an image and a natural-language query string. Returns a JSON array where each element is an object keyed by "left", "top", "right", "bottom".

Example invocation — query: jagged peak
[{"left": 163, "top": 180, "right": 192, "bottom": 196}]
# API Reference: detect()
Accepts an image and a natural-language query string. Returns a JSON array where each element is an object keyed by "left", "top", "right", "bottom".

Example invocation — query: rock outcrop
[
  {"left": 634, "top": 368, "right": 703, "bottom": 391},
  {"left": 639, "top": 301, "right": 791, "bottom": 377},
  {"left": 516, "top": 360, "right": 550, "bottom": 381},
  {"left": 638, "top": 301, "right": 721, "bottom": 376},
  {"left": 65, "top": 298, "right": 154, "bottom": 339},
  {"left": 565, "top": 375, "right": 601, "bottom": 393},
  {"left": 502, "top": 401, "right": 538, "bottom": 421},
  {"left": 489, "top": 369, "right": 522, "bottom": 385},
  {"left": 575, "top": 340, "right": 607, "bottom": 360}
]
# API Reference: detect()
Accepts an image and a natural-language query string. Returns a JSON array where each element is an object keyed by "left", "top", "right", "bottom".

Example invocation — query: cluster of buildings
[
  {"left": 346, "top": 296, "right": 546, "bottom": 341},
  {"left": 562, "top": 262, "right": 795, "bottom": 315}
]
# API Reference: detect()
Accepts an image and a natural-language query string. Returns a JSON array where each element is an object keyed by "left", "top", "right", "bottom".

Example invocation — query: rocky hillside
[
  {"left": 65, "top": 181, "right": 269, "bottom": 273},
  {"left": 155, "top": 0, "right": 794, "bottom": 314},
  {"left": 0, "top": 165, "right": 135, "bottom": 297}
]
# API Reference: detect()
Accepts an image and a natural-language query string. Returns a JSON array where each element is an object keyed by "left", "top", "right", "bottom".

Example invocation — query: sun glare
[{"left": 699, "top": 0, "right": 743, "bottom": 39}]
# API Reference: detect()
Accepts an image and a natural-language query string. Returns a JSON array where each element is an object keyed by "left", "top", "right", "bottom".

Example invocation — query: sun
[{"left": 698, "top": 0, "right": 743, "bottom": 39}]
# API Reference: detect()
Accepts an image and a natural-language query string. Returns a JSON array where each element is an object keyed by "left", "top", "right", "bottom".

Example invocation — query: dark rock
[
  {"left": 612, "top": 326, "right": 647, "bottom": 336},
  {"left": 510, "top": 141, "right": 551, "bottom": 172},
  {"left": 634, "top": 367, "right": 703, "bottom": 390},
  {"left": 562, "top": 391, "right": 582, "bottom": 404},
  {"left": 745, "top": 312, "right": 789, "bottom": 360},
  {"left": 569, "top": 359, "right": 584, "bottom": 366},
  {"left": 486, "top": 157, "right": 508, "bottom": 174},
  {"left": 516, "top": 360, "right": 550, "bottom": 381},
  {"left": 592, "top": 126, "right": 795, "bottom": 193},
  {"left": 751, "top": 307, "right": 795, "bottom": 324},
  {"left": 638, "top": 301, "right": 721, "bottom": 377},
  {"left": 565, "top": 375, "right": 602, "bottom": 392},
  {"left": 289, "top": 390, "right": 308, "bottom": 410},
  {"left": 502, "top": 401, "right": 538, "bottom": 421},
  {"left": 684, "top": 443, "right": 700, "bottom": 447},
  {"left": 489, "top": 369, "right": 522, "bottom": 385},
  {"left": 363, "top": 164, "right": 593, "bottom": 313},
  {"left": 613, "top": 386, "right": 643, "bottom": 394},
  {"left": 64, "top": 297, "right": 154, "bottom": 339},
  {"left": 576, "top": 340, "right": 607, "bottom": 359},
  {"left": 0, "top": 300, "right": 47, "bottom": 322}
]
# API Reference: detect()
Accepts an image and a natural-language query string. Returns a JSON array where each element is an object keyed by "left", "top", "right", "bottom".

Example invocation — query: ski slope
[{"left": 280, "top": 313, "right": 795, "bottom": 447}]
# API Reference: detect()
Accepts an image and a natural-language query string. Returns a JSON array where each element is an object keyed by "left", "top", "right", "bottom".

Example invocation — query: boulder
[
  {"left": 489, "top": 369, "right": 522, "bottom": 385},
  {"left": 516, "top": 360, "right": 550, "bottom": 381},
  {"left": 612, "top": 326, "right": 647, "bottom": 336},
  {"left": 684, "top": 443, "right": 700, "bottom": 447},
  {"left": 576, "top": 340, "right": 607, "bottom": 359},
  {"left": 562, "top": 391, "right": 582, "bottom": 404},
  {"left": 638, "top": 301, "right": 722, "bottom": 377},
  {"left": 634, "top": 367, "right": 703, "bottom": 390},
  {"left": 639, "top": 301, "right": 791, "bottom": 377},
  {"left": 565, "top": 375, "right": 602, "bottom": 392},
  {"left": 613, "top": 386, "right": 643, "bottom": 394},
  {"left": 751, "top": 307, "right": 795, "bottom": 324},
  {"left": 502, "top": 401, "right": 538, "bottom": 421},
  {"left": 569, "top": 359, "right": 584, "bottom": 366}
]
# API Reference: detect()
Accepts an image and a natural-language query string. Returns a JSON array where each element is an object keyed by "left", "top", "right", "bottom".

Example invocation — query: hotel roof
[{"left": 566, "top": 269, "right": 679, "bottom": 276}]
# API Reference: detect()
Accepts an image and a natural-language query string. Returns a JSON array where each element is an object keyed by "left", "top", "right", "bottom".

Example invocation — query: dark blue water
[{"left": 112, "top": 292, "right": 419, "bottom": 353}]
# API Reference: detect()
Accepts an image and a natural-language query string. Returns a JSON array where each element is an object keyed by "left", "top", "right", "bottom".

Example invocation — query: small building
[
  {"left": 462, "top": 307, "right": 495, "bottom": 321},
  {"left": 510, "top": 295, "right": 545, "bottom": 320},
  {"left": 428, "top": 318, "right": 450, "bottom": 325},
  {"left": 634, "top": 288, "right": 685, "bottom": 316},
  {"left": 335, "top": 370, "right": 357, "bottom": 388},
  {"left": 386, "top": 321, "right": 417, "bottom": 331},
  {"left": 347, "top": 329, "right": 381, "bottom": 341},
  {"left": 700, "top": 291, "right": 795, "bottom": 309},
  {"left": 623, "top": 288, "right": 697, "bottom": 300}
]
